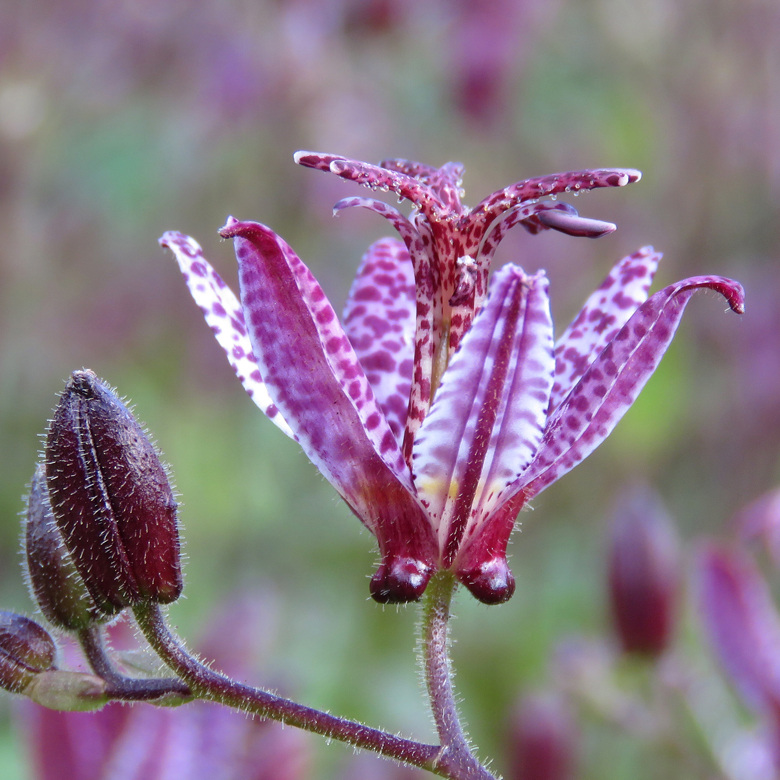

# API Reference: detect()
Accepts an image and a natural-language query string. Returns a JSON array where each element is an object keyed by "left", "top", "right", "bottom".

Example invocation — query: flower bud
[
  {"left": 0, "top": 612, "right": 57, "bottom": 693},
  {"left": 22, "top": 669, "right": 107, "bottom": 711},
  {"left": 45, "top": 370, "right": 182, "bottom": 612},
  {"left": 25, "top": 464, "right": 106, "bottom": 630},
  {"left": 608, "top": 486, "right": 679, "bottom": 657},
  {"left": 507, "top": 693, "right": 578, "bottom": 780}
]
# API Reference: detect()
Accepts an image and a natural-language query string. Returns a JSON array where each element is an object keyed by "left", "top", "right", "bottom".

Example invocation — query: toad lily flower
[{"left": 160, "top": 152, "right": 744, "bottom": 605}]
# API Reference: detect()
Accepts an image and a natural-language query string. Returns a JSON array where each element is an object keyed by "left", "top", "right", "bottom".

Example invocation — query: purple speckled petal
[
  {"left": 342, "top": 237, "right": 416, "bottom": 445},
  {"left": 300, "top": 151, "right": 447, "bottom": 224},
  {"left": 292, "top": 150, "right": 345, "bottom": 172},
  {"left": 295, "top": 150, "right": 441, "bottom": 214},
  {"left": 159, "top": 231, "right": 294, "bottom": 439},
  {"left": 518, "top": 275, "right": 745, "bottom": 500},
  {"left": 218, "top": 218, "right": 436, "bottom": 602},
  {"left": 379, "top": 158, "right": 440, "bottom": 179},
  {"left": 471, "top": 168, "right": 641, "bottom": 236},
  {"left": 331, "top": 196, "right": 439, "bottom": 465},
  {"left": 412, "top": 265, "right": 554, "bottom": 566},
  {"left": 550, "top": 246, "right": 662, "bottom": 411},
  {"left": 380, "top": 158, "right": 466, "bottom": 214},
  {"left": 697, "top": 544, "right": 780, "bottom": 714},
  {"left": 472, "top": 202, "right": 614, "bottom": 285}
]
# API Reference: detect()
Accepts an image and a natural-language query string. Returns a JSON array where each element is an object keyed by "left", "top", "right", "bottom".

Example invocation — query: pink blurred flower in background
[
  {"left": 698, "top": 535, "right": 780, "bottom": 772},
  {"left": 607, "top": 485, "right": 680, "bottom": 657}
]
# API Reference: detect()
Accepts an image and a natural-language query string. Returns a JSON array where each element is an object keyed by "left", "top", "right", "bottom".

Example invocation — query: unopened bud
[
  {"left": 507, "top": 693, "right": 578, "bottom": 780},
  {"left": 22, "top": 669, "right": 107, "bottom": 711},
  {"left": 0, "top": 612, "right": 57, "bottom": 693},
  {"left": 45, "top": 370, "right": 182, "bottom": 612},
  {"left": 608, "top": 486, "right": 679, "bottom": 657},
  {"left": 25, "top": 464, "right": 106, "bottom": 630}
]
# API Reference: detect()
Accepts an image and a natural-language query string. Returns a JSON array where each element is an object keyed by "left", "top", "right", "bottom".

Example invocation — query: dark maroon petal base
[
  {"left": 370, "top": 557, "right": 433, "bottom": 603},
  {"left": 457, "top": 557, "right": 516, "bottom": 605}
]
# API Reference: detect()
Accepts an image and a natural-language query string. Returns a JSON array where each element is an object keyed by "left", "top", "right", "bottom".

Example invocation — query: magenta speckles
[
  {"left": 162, "top": 151, "right": 744, "bottom": 605},
  {"left": 159, "top": 231, "right": 294, "bottom": 440},
  {"left": 550, "top": 246, "right": 661, "bottom": 411}
]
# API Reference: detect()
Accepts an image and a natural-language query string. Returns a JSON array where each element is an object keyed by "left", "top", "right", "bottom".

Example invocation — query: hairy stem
[
  {"left": 78, "top": 625, "right": 192, "bottom": 702},
  {"left": 420, "top": 572, "right": 496, "bottom": 780},
  {"left": 133, "top": 603, "right": 452, "bottom": 775}
]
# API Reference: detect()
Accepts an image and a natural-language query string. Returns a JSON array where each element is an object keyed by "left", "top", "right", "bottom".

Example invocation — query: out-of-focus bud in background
[
  {"left": 44, "top": 369, "right": 182, "bottom": 613},
  {"left": 24, "top": 464, "right": 106, "bottom": 631},
  {"left": 735, "top": 488, "right": 780, "bottom": 566},
  {"left": 505, "top": 693, "right": 578, "bottom": 780},
  {"left": 607, "top": 485, "right": 680, "bottom": 657},
  {"left": 0, "top": 612, "right": 56, "bottom": 694}
]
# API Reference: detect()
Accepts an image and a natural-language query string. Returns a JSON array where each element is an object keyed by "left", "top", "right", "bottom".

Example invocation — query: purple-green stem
[
  {"left": 420, "top": 572, "right": 495, "bottom": 780},
  {"left": 130, "top": 574, "right": 497, "bottom": 780},
  {"left": 77, "top": 625, "right": 192, "bottom": 702}
]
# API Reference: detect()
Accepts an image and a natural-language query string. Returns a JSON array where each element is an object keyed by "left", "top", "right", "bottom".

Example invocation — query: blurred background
[{"left": 0, "top": 0, "right": 778, "bottom": 778}]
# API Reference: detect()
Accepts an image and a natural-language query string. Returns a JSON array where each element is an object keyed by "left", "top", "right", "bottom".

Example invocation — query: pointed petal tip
[
  {"left": 217, "top": 216, "right": 248, "bottom": 240},
  {"left": 293, "top": 150, "right": 314, "bottom": 165},
  {"left": 158, "top": 231, "right": 203, "bottom": 256},
  {"left": 709, "top": 277, "right": 745, "bottom": 314},
  {"left": 294, "top": 150, "right": 344, "bottom": 171},
  {"left": 730, "top": 284, "right": 746, "bottom": 314},
  {"left": 217, "top": 216, "right": 238, "bottom": 238},
  {"left": 332, "top": 198, "right": 353, "bottom": 216}
]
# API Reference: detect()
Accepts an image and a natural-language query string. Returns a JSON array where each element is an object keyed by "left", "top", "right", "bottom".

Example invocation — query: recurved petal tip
[
  {"left": 217, "top": 215, "right": 242, "bottom": 238},
  {"left": 726, "top": 279, "right": 746, "bottom": 314}
]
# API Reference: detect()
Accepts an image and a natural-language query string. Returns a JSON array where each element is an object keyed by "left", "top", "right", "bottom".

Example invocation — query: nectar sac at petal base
[{"left": 161, "top": 151, "right": 744, "bottom": 605}]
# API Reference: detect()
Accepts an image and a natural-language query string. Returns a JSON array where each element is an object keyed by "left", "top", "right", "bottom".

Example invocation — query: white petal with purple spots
[
  {"left": 159, "top": 231, "right": 294, "bottom": 439},
  {"left": 550, "top": 246, "right": 661, "bottom": 411},
  {"left": 412, "top": 265, "right": 554, "bottom": 556},
  {"left": 343, "top": 238, "right": 416, "bottom": 446}
]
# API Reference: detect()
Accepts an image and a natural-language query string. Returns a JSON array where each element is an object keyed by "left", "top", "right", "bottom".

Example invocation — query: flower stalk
[
  {"left": 420, "top": 572, "right": 494, "bottom": 780},
  {"left": 133, "top": 600, "right": 495, "bottom": 779}
]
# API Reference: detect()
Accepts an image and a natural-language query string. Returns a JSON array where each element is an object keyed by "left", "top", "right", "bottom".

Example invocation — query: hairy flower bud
[
  {"left": 608, "top": 486, "right": 679, "bottom": 656},
  {"left": 0, "top": 612, "right": 57, "bottom": 694},
  {"left": 25, "top": 464, "right": 106, "bottom": 630},
  {"left": 45, "top": 369, "right": 182, "bottom": 612}
]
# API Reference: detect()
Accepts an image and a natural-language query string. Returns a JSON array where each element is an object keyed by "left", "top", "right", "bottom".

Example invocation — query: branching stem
[
  {"left": 131, "top": 591, "right": 497, "bottom": 780},
  {"left": 77, "top": 624, "right": 192, "bottom": 702},
  {"left": 133, "top": 603, "right": 445, "bottom": 774}
]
